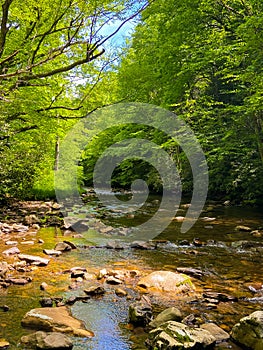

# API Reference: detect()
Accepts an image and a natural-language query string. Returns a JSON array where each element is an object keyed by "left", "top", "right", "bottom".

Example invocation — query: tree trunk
[
  {"left": 254, "top": 113, "right": 263, "bottom": 164},
  {"left": 54, "top": 136, "right": 60, "bottom": 171}
]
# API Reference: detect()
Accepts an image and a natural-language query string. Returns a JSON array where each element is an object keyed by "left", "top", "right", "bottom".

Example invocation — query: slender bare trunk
[{"left": 54, "top": 136, "right": 60, "bottom": 171}]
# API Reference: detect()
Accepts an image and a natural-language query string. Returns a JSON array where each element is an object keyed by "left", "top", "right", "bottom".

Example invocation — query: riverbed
[{"left": 0, "top": 195, "right": 262, "bottom": 349}]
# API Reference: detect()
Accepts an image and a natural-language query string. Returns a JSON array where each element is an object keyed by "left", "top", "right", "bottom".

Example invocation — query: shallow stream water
[{"left": 0, "top": 195, "right": 263, "bottom": 349}]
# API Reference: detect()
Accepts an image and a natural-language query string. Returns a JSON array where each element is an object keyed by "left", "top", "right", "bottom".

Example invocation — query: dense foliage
[
  {"left": 0, "top": 0, "right": 148, "bottom": 199},
  {"left": 1, "top": 0, "right": 263, "bottom": 204},
  {"left": 114, "top": 0, "right": 263, "bottom": 204}
]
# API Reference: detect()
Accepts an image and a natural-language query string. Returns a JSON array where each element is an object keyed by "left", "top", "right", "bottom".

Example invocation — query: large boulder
[
  {"left": 230, "top": 310, "right": 263, "bottom": 350},
  {"left": 21, "top": 307, "right": 93, "bottom": 338},
  {"left": 138, "top": 271, "right": 195, "bottom": 293},
  {"left": 147, "top": 321, "right": 216, "bottom": 349},
  {"left": 21, "top": 331, "right": 73, "bottom": 349}
]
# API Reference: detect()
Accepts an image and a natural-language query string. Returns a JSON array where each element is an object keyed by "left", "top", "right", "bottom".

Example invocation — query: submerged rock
[
  {"left": 21, "top": 331, "right": 73, "bottom": 349},
  {"left": 202, "top": 291, "right": 237, "bottom": 302},
  {"left": 230, "top": 310, "right": 263, "bottom": 349},
  {"left": 129, "top": 300, "right": 152, "bottom": 326},
  {"left": 147, "top": 321, "right": 216, "bottom": 349},
  {"left": 21, "top": 306, "right": 94, "bottom": 337},
  {"left": 138, "top": 271, "right": 195, "bottom": 293},
  {"left": 235, "top": 225, "right": 252, "bottom": 232}
]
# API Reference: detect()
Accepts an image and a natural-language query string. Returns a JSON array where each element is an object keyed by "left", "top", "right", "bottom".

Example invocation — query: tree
[
  {"left": 116, "top": 0, "right": 263, "bottom": 203},
  {"left": 0, "top": 0, "right": 151, "bottom": 199}
]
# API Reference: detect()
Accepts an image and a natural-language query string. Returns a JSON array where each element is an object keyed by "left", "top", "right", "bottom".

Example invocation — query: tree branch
[
  {"left": 54, "top": 100, "right": 125, "bottom": 119},
  {"left": 0, "top": 125, "right": 38, "bottom": 140},
  {"left": 94, "top": 2, "right": 150, "bottom": 49},
  {"left": 0, "top": 49, "right": 20, "bottom": 67},
  {"left": 36, "top": 105, "right": 83, "bottom": 112}
]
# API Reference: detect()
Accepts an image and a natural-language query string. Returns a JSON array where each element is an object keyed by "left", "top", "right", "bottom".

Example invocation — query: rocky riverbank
[{"left": 0, "top": 200, "right": 263, "bottom": 349}]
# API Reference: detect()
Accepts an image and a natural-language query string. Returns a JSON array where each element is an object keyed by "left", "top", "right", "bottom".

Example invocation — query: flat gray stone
[{"left": 18, "top": 254, "right": 50, "bottom": 266}]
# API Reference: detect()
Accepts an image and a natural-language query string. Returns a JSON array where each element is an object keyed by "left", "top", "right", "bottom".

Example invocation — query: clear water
[{"left": 0, "top": 196, "right": 262, "bottom": 349}]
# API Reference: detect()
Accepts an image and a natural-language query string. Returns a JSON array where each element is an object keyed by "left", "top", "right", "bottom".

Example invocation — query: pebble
[
  {"left": 40, "top": 282, "right": 48, "bottom": 291},
  {"left": 97, "top": 268, "right": 107, "bottom": 279},
  {"left": 115, "top": 288, "right": 128, "bottom": 297},
  {"left": 5, "top": 241, "right": 18, "bottom": 246},
  {"left": 106, "top": 276, "right": 123, "bottom": 285}
]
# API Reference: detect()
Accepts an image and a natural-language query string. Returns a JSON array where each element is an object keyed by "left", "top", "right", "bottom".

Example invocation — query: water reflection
[
  {"left": 71, "top": 297, "right": 132, "bottom": 350},
  {"left": 0, "top": 197, "right": 262, "bottom": 349}
]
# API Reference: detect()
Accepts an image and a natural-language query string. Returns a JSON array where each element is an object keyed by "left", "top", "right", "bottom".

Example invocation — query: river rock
[
  {"left": 130, "top": 241, "right": 155, "bottom": 250},
  {"left": 147, "top": 321, "right": 216, "bottom": 349},
  {"left": 176, "top": 267, "right": 207, "bottom": 279},
  {"left": 71, "top": 270, "right": 85, "bottom": 278},
  {"left": 0, "top": 340, "right": 9, "bottom": 349},
  {"left": 65, "top": 293, "right": 90, "bottom": 305},
  {"left": 106, "top": 241, "right": 126, "bottom": 249},
  {"left": 40, "top": 282, "right": 49, "bottom": 291},
  {"left": 202, "top": 291, "right": 237, "bottom": 302},
  {"left": 43, "top": 250, "right": 62, "bottom": 257},
  {"left": 12, "top": 223, "right": 29, "bottom": 232},
  {"left": 7, "top": 277, "right": 31, "bottom": 285},
  {"left": 129, "top": 300, "right": 152, "bottom": 326},
  {"left": 40, "top": 298, "right": 54, "bottom": 307},
  {"left": 25, "top": 214, "right": 40, "bottom": 225},
  {"left": 0, "top": 263, "right": 8, "bottom": 277},
  {"left": 5, "top": 240, "right": 18, "bottom": 245},
  {"left": 2, "top": 246, "right": 20, "bottom": 256},
  {"left": 21, "top": 306, "right": 94, "bottom": 337},
  {"left": 173, "top": 216, "right": 185, "bottom": 222},
  {"left": 54, "top": 242, "right": 72, "bottom": 252},
  {"left": 21, "top": 331, "right": 73, "bottom": 349},
  {"left": 18, "top": 254, "right": 50, "bottom": 266},
  {"left": 63, "top": 241, "right": 77, "bottom": 249},
  {"left": 149, "top": 307, "right": 182, "bottom": 328},
  {"left": 115, "top": 288, "right": 128, "bottom": 297},
  {"left": 230, "top": 310, "right": 263, "bottom": 349},
  {"left": 97, "top": 268, "right": 107, "bottom": 279},
  {"left": 20, "top": 240, "right": 35, "bottom": 245},
  {"left": 138, "top": 271, "right": 195, "bottom": 293},
  {"left": 200, "top": 323, "right": 230, "bottom": 342},
  {"left": 84, "top": 282, "right": 105, "bottom": 296},
  {"left": 235, "top": 225, "right": 252, "bottom": 232},
  {"left": 106, "top": 276, "right": 122, "bottom": 285},
  {"left": 64, "top": 219, "right": 89, "bottom": 232}
]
